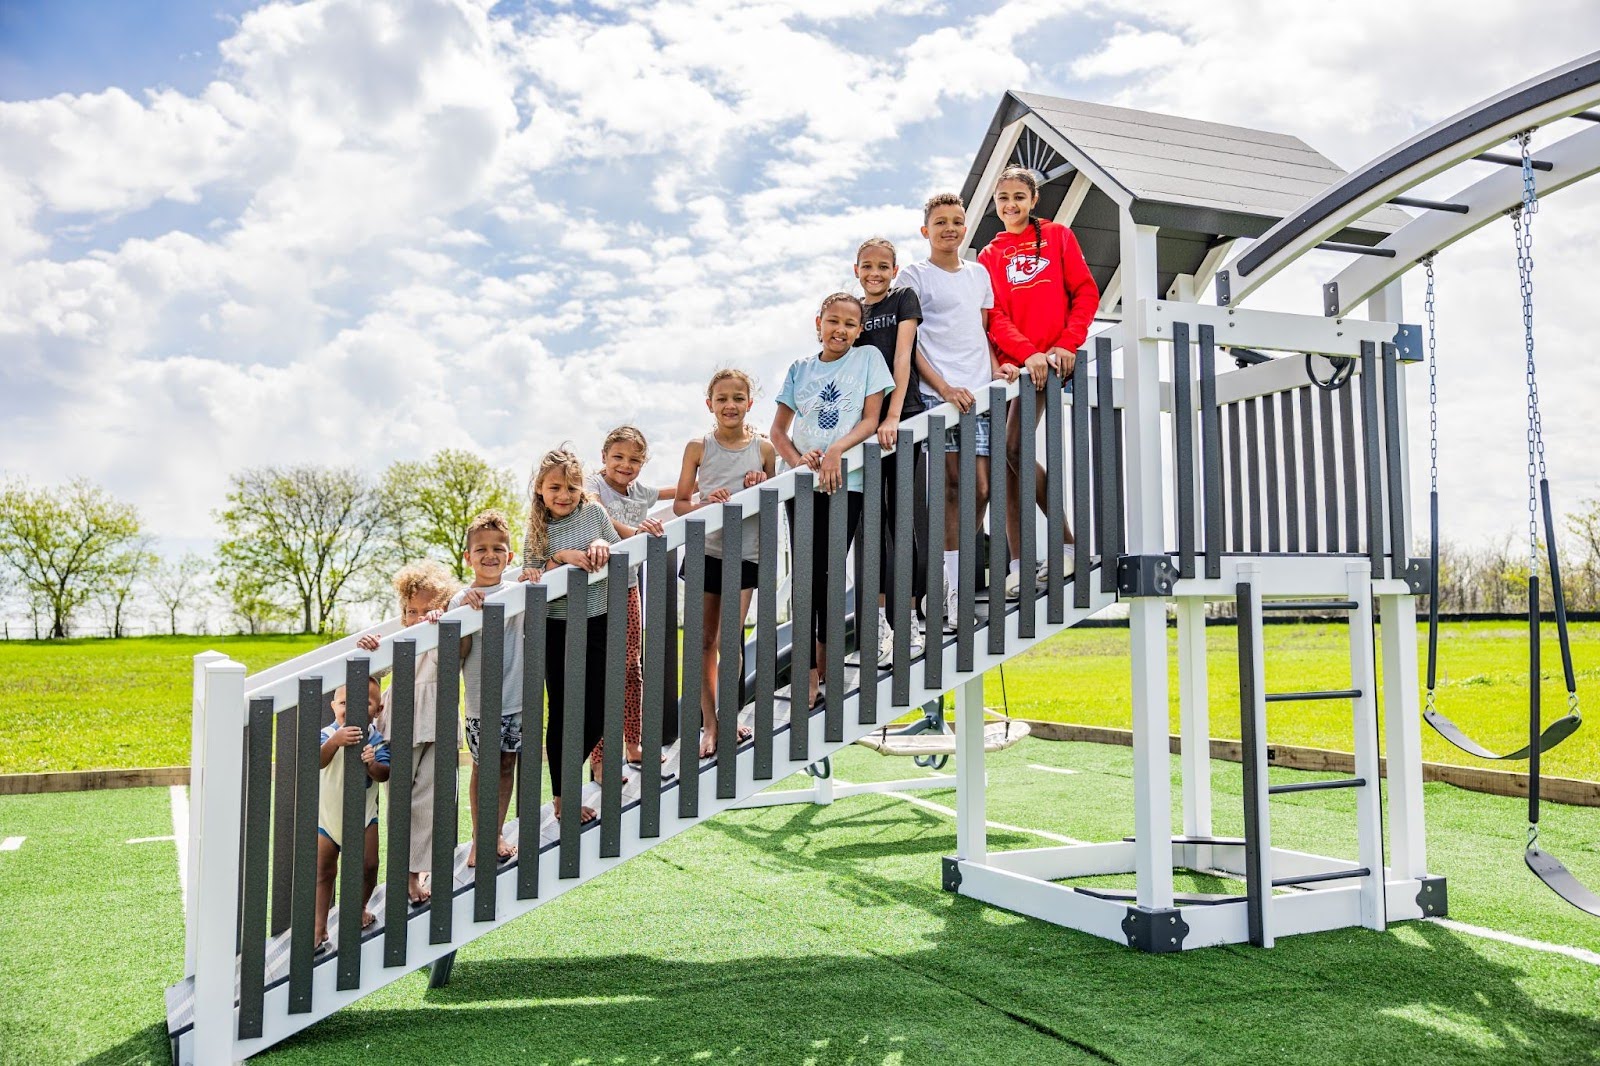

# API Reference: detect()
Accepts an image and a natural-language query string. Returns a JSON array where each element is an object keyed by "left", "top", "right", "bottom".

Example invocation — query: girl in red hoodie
[{"left": 978, "top": 164, "right": 1099, "bottom": 595}]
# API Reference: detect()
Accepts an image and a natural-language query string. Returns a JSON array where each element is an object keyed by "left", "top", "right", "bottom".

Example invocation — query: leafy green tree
[
  {"left": 217, "top": 465, "right": 387, "bottom": 634},
  {"left": 380, "top": 449, "right": 522, "bottom": 580},
  {"left": 150, "top": 550, "right": 209, "bottom": 635},
  {"left": 219, "top": 569, "right": 295, "bottom": 635},
  {"left": 95, "top": 537, "right": 157, "bottom": 638},
  {"left": 0, "top": 478, "right": 144, "bottom": 638}
]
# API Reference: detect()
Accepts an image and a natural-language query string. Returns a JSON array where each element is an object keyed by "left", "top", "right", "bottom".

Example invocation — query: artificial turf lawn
[
  {"left": 3, "top": 738, "right": 1599, "bottom": 1065},
  {"left": 4, "top": 621, "right": 1599, "bottom": 780}
]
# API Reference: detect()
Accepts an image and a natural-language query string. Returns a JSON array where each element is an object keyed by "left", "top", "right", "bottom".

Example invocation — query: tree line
[
  {"left": 0, "top": 450, "right": 521, "bottom": 638},
  {"left": 4, "top": 461, "right": 1600, "bottom": 638}
]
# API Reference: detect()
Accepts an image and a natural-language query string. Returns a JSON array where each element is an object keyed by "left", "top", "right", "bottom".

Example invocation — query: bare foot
[
  {"left": 467, "top": 841, "right": 476, "bottom": 867},
  {"left": 361, "top": 910, "right": 375, "bottom": 929},
  {"left": 408, "top": 872, "right": 430, "bottom": 905},
  {"left": 736, "top": 724, "right": 753, "bottom": 744},
  {"left": 699, "top": 728, "right": 718, "bottom": 758},
  {"left": 552, "top": 797, "right": 597, "bottom": 823},
  {"left": 624, "top": 741, "right": 644, "bottom": 763},
  {"left": 497, "top": 836, "right": 516, "bottom": 861}
]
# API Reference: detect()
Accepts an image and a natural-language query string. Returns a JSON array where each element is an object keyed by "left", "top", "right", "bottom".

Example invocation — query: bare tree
[
  {"left": 217, "top": 465, "right": 388, "bottom": 634},
  {"left": 94, "top": 537, "right": 157, "bottom": 638},
  {"left": 379, "top": 449, "right": 522, "bottom": 580},
  {"left": 150, "top": 550, "right": 208, "bottom": 635},
  {"left": 0, "top": 478, "right": 144, "bottom": 638}
]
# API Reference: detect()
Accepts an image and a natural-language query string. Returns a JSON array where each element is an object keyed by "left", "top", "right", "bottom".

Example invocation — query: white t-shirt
[{"left": 897, "top": 258, "right": 994, "bottom": 402}]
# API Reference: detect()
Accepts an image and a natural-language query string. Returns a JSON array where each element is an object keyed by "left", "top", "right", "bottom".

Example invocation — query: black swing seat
[
  {"left": 1526, "top": 847, "right": 1600, "bottom": 919},
  {"left": 1423, "top": 708, "right": 1581, "bottom": 761}
]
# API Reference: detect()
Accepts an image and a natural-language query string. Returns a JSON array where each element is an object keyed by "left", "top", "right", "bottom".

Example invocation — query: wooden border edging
[
  {"left": 1022, "top": 720, "right": 1600, "bottom": 808},
  {"left": 0, "top": 766, "right": 192, "bottom": 796}
]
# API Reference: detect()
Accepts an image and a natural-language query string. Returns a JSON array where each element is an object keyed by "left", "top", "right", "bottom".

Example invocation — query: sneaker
[
  {"left": 909, "top": 616, "right": 926, "bottom": 659},
  {"left": 877, "top": 619, "right": 895, "bottom": 668},
  {"left": 943, "top": 585, "right": 959, "bottom": 633}
]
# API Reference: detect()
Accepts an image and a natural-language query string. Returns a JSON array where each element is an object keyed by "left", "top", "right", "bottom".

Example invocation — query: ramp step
[
  {"left": 1266, "top": 688, "right": 1361, "bottom": 702},
  {"left": 1259, "top": 600, "right": 1357, "bottom": 611},
  {"left": 1268, "top": 777, "right": 1365, "bottom": 795},
  {"left": 1272, "top": 868, "right": 1370, "bottom": 889}
]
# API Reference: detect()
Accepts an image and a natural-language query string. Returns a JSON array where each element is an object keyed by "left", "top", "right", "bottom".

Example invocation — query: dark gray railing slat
[
  {"left": 1228, "top": 402, "right": 1244, "bottom": 552},
  {"left": 1246, "top": 399, "right": 1263, "bottom": 551},
  {"left": 923, "top": 420, "right": 946, "bottom": 689},
  {"left": 789, "top": 475, "right": 814, "bottom": 761},
  {"left": 1339, "top": 379, "right": 1361, "bottom": 552},
  {"left": 559, "top": 580, "right": 587, "bottom": 877},
  {"left": 1382, "top": 342, "right": 1408, "bottom": 578},
  {"left": 1319, "top": 387, "right": 1339, "bottom": 550},
  {"left": 640, "top": 542, "right": 667, "bottom": 834},
  {"left": 1359, "top": 340, "right": 1386, "bottom": 575},
  {"left": 237, "top": 697, "right": 273, "bottom": 1039},
  {"left": 1300, "top": 387, "right": 1318, "bottom": 552},
  {"left": 987, "top": 384, "right": 1009, "bottom": 657},
  {"left": 860, "top": 444, "right": 882, "bottom": 724},
  {"left": 663, "top": 545, "right": 679, "bottom": 749},
  {"left": 519, "top": 585, "right": 546, "bottom": 895},
  {"left": 717, "top": 503, "right": 744, "bottom": 797},
  {"left": 602, "top": 556, "right": 629, "bottom": 848},
  {"left": 1071, "top": 354, "right": 1092, "bottom": 603},
  {"left": 755, "top": 489, "right": 779, "bottom": 775},
  {"left": 1018, "top": 376, "right": 1039, "bottom": 634},
  {"left": 1046, "top": 367, "right": 1068, "bottom": 620},
  {"left": 1173, "top": 322, "right": 1196, "bottom": 579},
  {"left": 1096, "top": 338, "right": 1118, "bottom": 591},
  {"left": 383, "top": 640, "right": 415, "bottom": 964},
  {"left": 1263, "top": 395, "right": 1282, "bottom": 552},
  {"left": 270, "top": 702, "right": 297, "bottom": 938},
  {"left": 680, "top": 520, "right": 707, "bottom": 815},
  {"left": 288, "top": 677, "right": 321, "bottom": 1012},
  {"left": 337, "top": 656, "right": 370, "bottom": 990},
  {"left": 957, "top": 410, "right": 978, "bottom": 671},
  {"left": 430, "top": 623, "right": 460, "bottom": 946},
  {"left": 1199, "top": 326, "right": 1223, "bottom": 578},
  {"left": 1281, "top": 391, "right": 1300, "bottom": 552},
  {"left": 825, "top": 460, "right": 849, "bottom": 743},
  {"left": 1113, "top": 408, "right": 1127, "bottom": 557},
  {"left": 473, "top": 605, "right": 504, "bottom": 922},
  {"left": 1236, "top": 582, "right": 1267, "bottom": 949},
  {"left": 891, "top": 433, "right": 914, "bottom": 705}
]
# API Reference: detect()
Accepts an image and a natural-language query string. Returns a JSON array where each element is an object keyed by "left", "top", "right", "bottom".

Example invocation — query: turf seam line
[
  {"left": 1426, "top": 918, "right": 1600, "bottom": 967},
  {"left": 839, "top": 779, "right": 1086, "bottom": 846}
]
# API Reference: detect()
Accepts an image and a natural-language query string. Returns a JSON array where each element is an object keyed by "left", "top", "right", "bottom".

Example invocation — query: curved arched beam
[
  {"left": 1218, "top": 51, "right": 1600, "bottom": 308},
  {"left": 1323, "top": 123, "right": 1600, "bottom": 316}
]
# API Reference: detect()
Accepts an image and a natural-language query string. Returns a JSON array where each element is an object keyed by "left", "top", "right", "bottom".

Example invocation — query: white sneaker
[
  {"left": 877, "top": 619, "right": 895, "bottom": 668},
  {"left": 943, "top": 585, "right": 959, "bottom": 633},
  {"left": 909, "top": 616, "right": 926, "bottom": 659}
]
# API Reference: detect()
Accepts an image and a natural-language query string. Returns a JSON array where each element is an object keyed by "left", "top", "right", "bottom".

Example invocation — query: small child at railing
[
  {"left": 355, "top": 559, "right": 459, "bottom": 904},
  {"left": 522, "top": 448, "right": 619, "bottom": 822},
  {"left": 583, "top": 426, "right": 676, "bottom": 773},
  {"left": 445, "top": 510, "right": 529, "bottom": 867},
  {"left": 772, "top": 294, "right": 894, "bottom": 709},
  {"left": 315, "top": 676, "right": 390, "bottom": 951},
  {"left": 674, "top": 369, "right": 776, "bottom": 756}
]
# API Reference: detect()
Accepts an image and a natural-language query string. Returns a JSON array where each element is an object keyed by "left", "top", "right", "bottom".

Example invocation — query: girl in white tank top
[{"left": 673, "top": 369, "right": 777, "bottom": 758}]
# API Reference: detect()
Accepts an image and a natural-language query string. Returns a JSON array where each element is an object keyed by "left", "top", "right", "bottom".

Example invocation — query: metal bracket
[
  {"left": 1392, "top": 322, "right": 1423, "bottom": 362},
  {"left": 1401, "top": 557, "right": 1432, "bottom": 596},
  {"left": 942, "top": 857, "right": 962, "bottom": 893},
  {"left": 1323, "top": 280, "right": 1340, "bottom": 317},
  {"left": 1415, "top": 875, "right": 1448, "bottom": 917},
  {"left": 1215, "top": 270, "right": 1231, "bottom": 307},
  {"left": 1121, "top": 906, "right": 1189, "bottom": 953},
  {"left": 1116, "top": 555, "right": 1179, "bottom": 598}
]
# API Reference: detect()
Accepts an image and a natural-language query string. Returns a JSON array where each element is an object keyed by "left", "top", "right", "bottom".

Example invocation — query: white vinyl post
[
  {"left": 189, "top": 658, "right": 248, "bottom": 1066},
  {"left": 185, "top": 649, "right": 226, "bottom": 977},
  {"left": 954, "top": 678, "right": 987, "bottom": 863},
  {"left": 1346, "top": 565, "right": 1387, "bottom": 931},
  {"left": 1120, "top": 214, "right": 1174, "bottom": 910},
  {"left": 1380, "top": 592, "right": 1427, "bottom": 879}
]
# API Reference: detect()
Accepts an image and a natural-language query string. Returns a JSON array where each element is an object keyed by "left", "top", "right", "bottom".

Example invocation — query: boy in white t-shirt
[{"left": 897, "top": 192, "right": 1001, "bottom": 625}]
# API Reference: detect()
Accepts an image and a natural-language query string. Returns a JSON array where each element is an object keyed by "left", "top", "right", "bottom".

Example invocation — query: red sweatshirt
[{"left": 978, "top": 220, "right": 1099, "bottom": 367}]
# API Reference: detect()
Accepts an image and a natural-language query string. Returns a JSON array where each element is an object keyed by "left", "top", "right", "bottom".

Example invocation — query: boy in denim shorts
[{"left": 897, "top": 192, "right": 1000, "bottom": 625}]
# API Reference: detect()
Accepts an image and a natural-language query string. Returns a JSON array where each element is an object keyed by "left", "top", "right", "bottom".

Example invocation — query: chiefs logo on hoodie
[{"left": 1005, "top": 251, "right": 1050, "bottom": 286}]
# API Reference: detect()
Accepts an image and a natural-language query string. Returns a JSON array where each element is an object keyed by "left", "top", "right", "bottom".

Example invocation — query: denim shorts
[
  {"left": 465, "top": 712, "right": 523, "bottom": 762},
  {"left": 943, "top": 411, "right": 991, "bottom": 457}
]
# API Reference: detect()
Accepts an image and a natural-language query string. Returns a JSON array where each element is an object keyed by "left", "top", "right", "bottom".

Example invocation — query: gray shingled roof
[{"left": 1009, "top": 92, "right": 1410, "bottom": 233}]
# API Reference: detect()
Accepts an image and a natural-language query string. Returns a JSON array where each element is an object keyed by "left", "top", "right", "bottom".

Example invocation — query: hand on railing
[
  {"left": 936, "top": 383, "right": 975, "bottom": 413},
  {"left": 743, "top": 470, "right": 769, "bottom": 488},
  {"left": 876, "top": 416, "right": 900, "bottom": 451}
]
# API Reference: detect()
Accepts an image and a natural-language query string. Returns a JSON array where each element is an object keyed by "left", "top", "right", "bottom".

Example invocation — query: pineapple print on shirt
[
  {"left": 816, "top": 381, "right": 842, "bottom": 432},
  {"left": 776, "top": 345, "right": 897, "bottom": 494}
]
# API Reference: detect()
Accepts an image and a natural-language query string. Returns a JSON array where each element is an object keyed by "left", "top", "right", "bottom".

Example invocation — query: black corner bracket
[
  {"left": 1322, "top": 280, "right": 1340, "bottom": 317},
  {"left": 1392, "top": 322, "right": 1423, "bottom": 362},
  {"left": 1122, "top": 906, "right": 1189, "bottom": 953},
  {"left": 1116, "top": 555, "right": 1179, "bottom": 598},
  {"left": 1415, "top": 875, "right": 1448, "bottom": 918},
  {"left": 1402, "top": 557, "right": 1432, "bottom": 596},
  {"left": 942, "top": 857, "right": 962, "bottom": 893}
]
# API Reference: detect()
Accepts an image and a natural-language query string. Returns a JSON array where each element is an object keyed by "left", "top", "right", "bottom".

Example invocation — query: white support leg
[
  {"left": 189, "top": 658, "right": 248, "bottom": 1066},
  {"left": 1177, "top": 596, "right": 1212, "bottom": 870},
  {"left": 1121, "top": 215, "right": 1174, "bottom": 911},
  {"left": 1379, "top": 593, "right": 1427, "bottom": 879},
  {"left": 1346, "top": 565, "right": 1387, "bottom": 932},
  {"left": 185, "top": 649, "right": 226, "bottom": 978},
  {"left": 954, "top": 677, "right": 987, "bottom": 863}
]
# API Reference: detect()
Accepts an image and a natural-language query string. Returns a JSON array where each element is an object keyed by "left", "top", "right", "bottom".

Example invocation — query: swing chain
[
  {"left": 1424, "top": 254, "right": 1438, "bottom": 495},
  {"left": 1528, "top": 824, "right": 1539, "bottom": 851},
  {"left": 1513, "top": 130, "right": 1545, "bottom": 576}
]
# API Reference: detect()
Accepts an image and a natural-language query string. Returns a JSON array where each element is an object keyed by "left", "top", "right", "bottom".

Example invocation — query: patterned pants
[{"left": 589, "top": 586, "right": 644, "bottom": 773}]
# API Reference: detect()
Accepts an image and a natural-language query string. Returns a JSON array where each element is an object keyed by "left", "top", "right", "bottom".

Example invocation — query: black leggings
[
  {"left": 545, "top": 614, "right": 608, "bottom": 798},
  {"left": 786, "top": 489, "right": 864, "bottom": 638}
]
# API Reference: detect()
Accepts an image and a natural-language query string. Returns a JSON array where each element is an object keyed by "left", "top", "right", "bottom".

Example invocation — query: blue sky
[{"left": 3, "top": 0, "right": 1600, "bottom": 620}]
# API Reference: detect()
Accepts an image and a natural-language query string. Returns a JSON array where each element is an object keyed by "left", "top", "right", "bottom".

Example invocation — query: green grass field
[
  {"left": 3, "top": 621, "right": 1598, "bottom": 780},
  {"left": 2, "top": 739, "right": 1598, "bottom": 1065}
]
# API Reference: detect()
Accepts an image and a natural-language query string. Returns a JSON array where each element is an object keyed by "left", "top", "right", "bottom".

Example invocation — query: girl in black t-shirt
[{"left": 853, "top": 237, "right": 928, "bottom": 666}]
